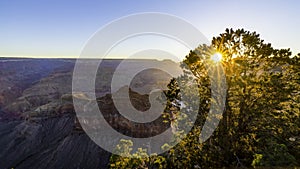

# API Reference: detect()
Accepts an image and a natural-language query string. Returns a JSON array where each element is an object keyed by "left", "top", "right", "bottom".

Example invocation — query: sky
[{"left": 1, "top": 0, "right": 300, "bottom": 59}]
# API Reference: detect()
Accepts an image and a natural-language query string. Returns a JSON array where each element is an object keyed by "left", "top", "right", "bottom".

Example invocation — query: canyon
[{"left": 0, "top": 58, "right": 178, "bottom": 169}]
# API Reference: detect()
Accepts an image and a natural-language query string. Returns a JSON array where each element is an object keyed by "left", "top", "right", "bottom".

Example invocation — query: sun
[{"left": 211, "top": 52, "right": 223, "bottom": 62}]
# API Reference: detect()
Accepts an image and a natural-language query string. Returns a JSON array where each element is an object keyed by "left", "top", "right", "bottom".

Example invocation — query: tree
[
  {"left": 109, "top": 29, "right": 300, "bottom": 168},
  {"left": 179, "top": 28, "right": 299, "bottom": 167},
  {"left": 109, "top": 139, "right": 167, "bottom": 169}
]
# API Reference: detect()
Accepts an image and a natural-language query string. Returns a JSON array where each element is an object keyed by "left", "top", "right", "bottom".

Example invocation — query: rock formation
[{"left": 0, "top": 58, "right": 177, "bottom": 169}]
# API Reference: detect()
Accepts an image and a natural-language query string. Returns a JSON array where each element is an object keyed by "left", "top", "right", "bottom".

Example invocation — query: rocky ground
[
  {"left": 0, "top": 115, "right": 111, "bottom": 169},
  {"left": 0, "top": 58, "right": 178, "bottom": 169}
]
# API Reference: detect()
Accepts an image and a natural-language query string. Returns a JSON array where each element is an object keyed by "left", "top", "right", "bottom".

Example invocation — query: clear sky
[{"left": 1, "top": 0, "right": 299, "bottom": 58}]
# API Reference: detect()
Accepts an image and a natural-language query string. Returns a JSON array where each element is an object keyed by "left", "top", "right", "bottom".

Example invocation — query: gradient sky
[{"left": 1, "top": 0, "right": 300, "bottom": 58}]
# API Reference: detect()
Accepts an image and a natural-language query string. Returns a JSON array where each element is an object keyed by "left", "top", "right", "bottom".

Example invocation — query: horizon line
[{"left": 0, "top": 55, "right": 181, "bottom": 61}]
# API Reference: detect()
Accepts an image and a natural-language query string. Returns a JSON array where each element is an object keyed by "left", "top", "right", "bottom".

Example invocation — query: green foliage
[
  {"left": 252, "top": 142, "right": 297, "bottom": 167},
  {"left": 109, "top": 28, "right": 300, "bottom": 168},
  {"left": 109, "top": 139, "right": 167, "bottom": 169}
]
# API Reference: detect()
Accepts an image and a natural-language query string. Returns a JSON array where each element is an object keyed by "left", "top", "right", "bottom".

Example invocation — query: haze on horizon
[{"left": 1, "top": 0, "right": 300, "bottom": 60}]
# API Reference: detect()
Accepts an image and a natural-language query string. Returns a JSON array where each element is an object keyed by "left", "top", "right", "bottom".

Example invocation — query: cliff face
[
  {"left": 0, "top": 58, "right": 110, "bottom": 169},
  {"left": 0, "top": 58, "right": 73, "bottom": 111},
  {"left": 0, "top": 115, "right": 111, "bottom": 169},
  {"left": 0, "top": 58, "right": 176, "bottom": 169},
  {"left": 3, "top": 71, "right": 73, "bottom": 115}
]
